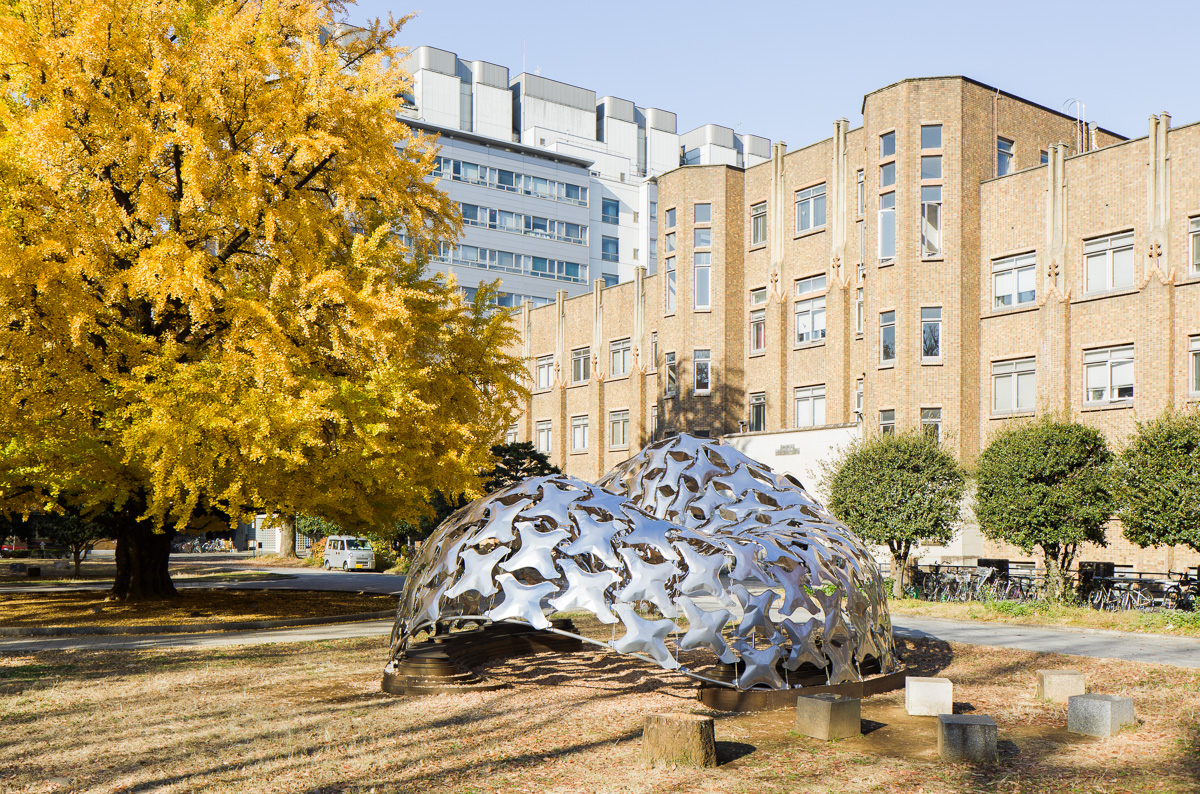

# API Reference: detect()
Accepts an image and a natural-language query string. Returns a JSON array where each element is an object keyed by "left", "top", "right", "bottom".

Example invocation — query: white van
[{"left": 323, "top": 536, "right": 376, "bottom": 571}]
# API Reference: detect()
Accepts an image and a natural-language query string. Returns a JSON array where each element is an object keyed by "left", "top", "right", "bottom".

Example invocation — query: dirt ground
[
  {"left": 0, "top": 590, "right": 395, "bottom": 629},
  {"left": 0, "top": 559, "right": 289, "bottom": 586},
  {"left": 0, "top": 618, "right": 1196, "bottom": 793}
]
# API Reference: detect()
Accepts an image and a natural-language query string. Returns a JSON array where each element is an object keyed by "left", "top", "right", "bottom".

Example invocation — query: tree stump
[{"left": 640, "top": 713, "right": 717, "bottom": 768}]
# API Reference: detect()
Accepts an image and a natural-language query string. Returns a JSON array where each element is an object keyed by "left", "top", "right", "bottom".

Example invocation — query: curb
[{"left": 0, "top": 610, "right": 396, "bottom": 637}]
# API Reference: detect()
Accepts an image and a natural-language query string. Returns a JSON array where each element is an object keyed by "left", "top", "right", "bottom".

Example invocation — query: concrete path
[{"left": 1, "top": 567, "right": 407, "bottom": 596}]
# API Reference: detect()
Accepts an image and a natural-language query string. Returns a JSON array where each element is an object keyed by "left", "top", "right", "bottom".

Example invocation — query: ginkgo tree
[{"left": 0, "top": 0, "right": 525, "bottom": 599}]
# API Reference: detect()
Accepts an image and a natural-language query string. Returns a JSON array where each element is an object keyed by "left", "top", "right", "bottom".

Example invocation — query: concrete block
[
  {"left": 794, "top": 693, "right": 861, "bottom": 741},
  {"left": 937, "top": 714, "right": 998, "bottom": 763},
  {"left": 905, "top": 676, "right": 953, "bottom": 717},
  {"left": 640, "top": 712, "right": 717, "bottom": 768},
  {"left": 1036, "top": 669, "right": 1085, "bottom": 703},
  {"left": 1067, "top": 694, "right": 1136, "bottom": 737}
]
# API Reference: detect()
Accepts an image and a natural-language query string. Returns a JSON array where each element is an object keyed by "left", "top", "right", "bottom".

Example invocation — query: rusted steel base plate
[{"left": 696, "top": 668, "right": 907, "bottom": 712}]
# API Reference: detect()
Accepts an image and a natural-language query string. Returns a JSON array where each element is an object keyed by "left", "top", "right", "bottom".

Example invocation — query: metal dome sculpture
[{"left": 386, "top": 434, "right": 898, "bottom": 692}]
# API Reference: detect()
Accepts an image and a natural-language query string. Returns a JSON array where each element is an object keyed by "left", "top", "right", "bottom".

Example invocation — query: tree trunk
[
  {"left": 890, "top": 542, "right": 911, "bottom": 599},
  {"left": 72, "top": 547, "right": 83, "bottom": 579},
  {"left": 278, "top": 514, "right": 297, "bottom": 559},
  {"left": 110, "top": 521, "right": 177, "bottom": 601},
  {"left": 1042, "top": 544, "right": 1067, "bottom": 603}
]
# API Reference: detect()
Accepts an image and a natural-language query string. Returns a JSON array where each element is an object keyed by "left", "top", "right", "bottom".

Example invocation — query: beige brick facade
[{"left": 507, "top": 76, "right": 1200, "bottom": 572}]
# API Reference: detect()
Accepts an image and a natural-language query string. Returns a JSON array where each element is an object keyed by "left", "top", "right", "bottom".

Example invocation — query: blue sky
[{"left": 349, "top": 0, "right": 1200, "bottom": 147}]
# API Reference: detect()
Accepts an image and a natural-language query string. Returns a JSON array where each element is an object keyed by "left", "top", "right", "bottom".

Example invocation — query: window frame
[
  {"left": 879, "top": 409, "right": 895, "bottom": 435},
  {"left": 1190, "top": 336, "right": 1200, "bottom": 396},
  {"left": 920, "top": 407, "right": 942, "bottom": 441},
  {"left": 504, "top": 424, "right": 519, "bottom": 444},
  {"left": 665, "top": 207, "right": 676, "bottom": 228},
  {"left": 855, "top": 287, "right": 864, "bottom": 334},
  {"left": 535, "top": 354, "right": 554, "bottom": 390},
  {"left": 920, "top": 306, "right": 942, "bottom": 362},
  {"left": 991, "top": 357, "right": 1036, "bottom": 415},
  {"left": 608, "top": 409, "right": 630, "bottom": 449},
  {"left": 880, "top": 310, "right": 896, "bottom": 364},
  {"left": 1082, "top": 232, "right": 1136, "bottom": 295},
  {"left": 748, "top": 392, "right": 766, "bottom": 433},
  {"left": 750, "top": 202, "right": 767, "bottom": 246},
  {"left": 921, "top": 124, "right": 943, "bottom": 150},
  {"left": 1191, "top": 217, "right": 1200, "bottom": 275},
  {"left": 856, "top": 170, "right": 865, "bottom": 218},
  {"left": 570, "top": 414, "right": 589, "bottom": 452},
  {"left": 997, "top": 137, "right": 1014, "bottom": 176},
  {"left": 750, "top": 308, "right": 766, "bottom": 354},
  {"left": 570, "top": 346, "right": 591, "bottom": 384},
  {"left": 694, "top": 252, "right": 712, "bottom": 311},
  {"left": 664, "top": 352, "right": 677, "bottom": 397},
  {"left": 794, "top": 183, "right": 827, "bottom": 233},
  {"left": 794, "top": 295, "right": 827, "bottom": 346},
  {"left": 665, "top": 256, "right": 677, "bottom": 313},
  {"left": 535, "top": 419, "right": 552, "bottom": 454},
  {"left": 1083, "top": 345, "right": 1135, "bottom": 405},
  {"left": 601, "top": 197, "right": 620, "bottom": 225},
  {"left": 694, "top": 203, "right": 712, "bottom": 224},
  {"left": 880, "top": 131, "right": 896, "bottom": 159},
  {"left": 878, "top": 191, "right": 896, "bottom": 262},
  {"left": 793, "top": 384, "right": 826, "bottom": 428},
  {"left": 920, "top": 185, "right": 942, "bottom": 258},
  {"left": 992, "top": 252, "right": 1038, "bottom": 309},
  {"left": 609, "top": 337, "right": 631, "bottom": 378},
  {"left": 693, "top": 349, "right": 711, "bottom": 395}
]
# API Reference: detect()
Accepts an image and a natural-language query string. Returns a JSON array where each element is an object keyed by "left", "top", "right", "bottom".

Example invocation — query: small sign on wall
[{"left": 775, "top": 444, "right": 799, "bottom": 456}]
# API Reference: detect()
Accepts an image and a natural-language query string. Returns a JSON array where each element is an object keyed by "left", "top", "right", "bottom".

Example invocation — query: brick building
[{"left": 503, "top": 75, "right": 1200, "bottom": 572}]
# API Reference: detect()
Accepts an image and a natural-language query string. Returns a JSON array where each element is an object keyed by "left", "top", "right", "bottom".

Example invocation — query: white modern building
[{"left": 401, "top": 45, "right": 771, "bottom": 304}]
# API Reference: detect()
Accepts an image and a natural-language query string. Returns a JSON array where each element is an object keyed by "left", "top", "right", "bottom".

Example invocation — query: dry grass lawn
[
  {"left": 889, "top": 597, "right": 1200, "bottom": 638},
  {"left": 0, "top": 590, "right": 395, "bottom": 629},
  {"left": 0, "top": 560, "right": 290, "bottom": 586},
  {"left": 0, "top": 617, "right": 1197, "bottom": 793}
]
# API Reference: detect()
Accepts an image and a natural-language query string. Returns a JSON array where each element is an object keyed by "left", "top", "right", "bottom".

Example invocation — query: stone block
[
  {"left": 640, "top": 713, "right": 717, "bottom": 768},
  {"left": 794, "top": 693, "right": 861, "bottom": 741},
  {"left": 26, "top": 566, "right": 40, "bottom": 577},
  {"left": 905, "top": 676, "right": 953, "bottom": 717},
  {"left": 937, "top": 714, "right": 998, "bottom": 763},
  {"left": 1036, "top": 669, "right": 1084, "bottom": 703},
  {"left": 1067, "top": 694, "right": 1136, "bottom": 737}
]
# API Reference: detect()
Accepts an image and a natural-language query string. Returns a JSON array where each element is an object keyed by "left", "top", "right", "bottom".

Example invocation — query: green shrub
[{"left": 1115, "top": 408, "right": 1200, "bottom": 554}]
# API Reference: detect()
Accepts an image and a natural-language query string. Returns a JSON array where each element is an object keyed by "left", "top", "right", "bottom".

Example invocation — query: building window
[
  {"left": 601, "top": 236, "right": 619, "bottom": 263},
  {"left": 650, "top": 331, "right": 658, "bottom": 369},
  {"left": 750, "top": 287, "right": 767, "bottom": 306},
  {"left": 504, "top": 424, "right": 518, "bottom": 444},
  {"left": 648, "top": 238, "right": 657, "bottom": 264},
  {"left": 1084, "top": 346, "right": 1134, "bottom": 404},
  {"left": 1190, "top": 336, "right": 1200, "bottom": 394},
  {"left": 571, "top": 346, "right": 591, "bottom": 384},
  {"left": 749, "top": 393, "right": 766, "bottom": 432},
  {"left": 665, "top": 207, "right": 676, "bottom": 228},
  {"left": 571, "top": 415, "right": 589, "bottom": 451},
  {"left": 858, "top": 221, "right": 866, "bottom": 264},
  {"left": 1191, "top": 217, "right": 1200, "bottom": 274},
  {"left": 694, "top": 349, "right": 711, "bottom": 394},
  {"left": 535, "top": 355, "right": 553, "bottom": 390},
  {"left": 535, "top": 420, "right": 552, "bottom": 454},
  {"left": 1084, "top": 232, "right": 1135, "bottom": 294},
  {"left": 750, "top": 308, "right": 766, "bottom": 353},
  {"left": 794, "top": 296, "right": 826, "bottom": 345},
  {"left": 993, "top": 252, "right": 1037, "bottom": 308},
  {"left": 609, "top": 410, "right": 629, "bottom": 448},
  {"left": 650, "top": 404, "right": 659, "bottom": 439},
  {"left": 603, "top": 274, "right": 618, "bottom": 288},
  {"left": 855, "top": 287, "right": 864, "bottom": 334},
  {"left": 992, "top": 358, "right": 1035, "bottom": 414},
  {"left": 920, "top": 154, "right": 942, "bottom": 181},
  {"left": 665, "top": 231, "right": 676, "bottom": 253},
  {"left": 855, "top": 378, "right": 864, "bottom": 415},
  {"left": 795, "top": 274, "right": 826, "bottom": 296},
  {"left": 694, "top": 203, "right": 711, "bottom": 224},
  {"left": 880, "top": 131, "right": 895, "bottom": 159},
  {"left": 880, "top": 310, "right": 896, "bottom": 363},
  {"left": 650, "top": 201, "right": 657, "bottom": 221},
  {"left": 794, "top": 385, "right": 826, "bottom": 428},
  {"left": 879, "top": 409, "right": 895, "bottom": 435},
  {"left": 795, "top": 183, "right": 827, "bottom": 232},
  {"left": 694, "top": 253, "right": 711, "bottom": 310},
  {"left": 921, "top": 124, "right": 942, "bottom": 150},
  {"left": 665, "top": 257, "right": 676, "bottom": 313},
  {"left": 751, "top": 202, "right": 767, "bottom": 245},
  {"left": 921, "top": 408, "right": 942, "bottom": 441},
  {"left": 997, "top": 137, "right": 1014, "bottom": 176},
  {"left": 694, "top": 228, "right": 711, "bottom": 248},
  {"left": 920, "top": 186, "right": 942, "bottom": 257},
  {"left": 1040, "top": 149, "right": 1049, "bottom": 165},
  {"left": 665, "top": 352, "right": 677, "bottom": 396},
  {"left": 920, "top": 307, "right": 942, "bottom": 361},
  {"left": 602, "top": 197, "right": 619, "bottom": 224},
  {"left": 610, "top": 337, "right": 631, "bottom": 378},
  {"left": 880, "top": 161, "right": 895, "bottom": 188},
  {"left": 856, "top": 170, "right": 864, "bottom": 217},
  {"left": 878, "top": 191, "right": 896, "bottom": 261}
]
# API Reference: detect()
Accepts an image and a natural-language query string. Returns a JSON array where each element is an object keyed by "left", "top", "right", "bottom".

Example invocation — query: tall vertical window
[
  {"left": 880, "top": 161, "right": 895, "bottom": 188},
  {"left": 921, "top": 186, "right": 942, "bottom": 257},
  {"left": 858, "top": 221, "right": 866, "bottom": 264},
  {"left": 571, "top": 347, "right": 591, "bottom": 383},
  {"left": 694, "top": 228, "right": 711, "bottom": 248},
  {"left": 694, "top": 252, "right": 711, "bottom": 310},
  {"left": 694, "top": 203, "right": 711, "bottom": 224},
  {"left": 993, "top": 253, "right": 1037, "bottom": 308},
  {"left": 1190, "top": 336, "right": 1200, "bottom": 394},
  {"left": 750, "top": 288, "right": 767, "bottom": 353},
  {"left": 610, "top": 338, "right": 631, "bottom": 377},
  {"left": 751, "top": 202, "right": 767, "bottom": 245},
  {"left": 504, "top": 424, "right": 518, "bottom": 444},
  {"left": 920, "top": 155, "right": 942, "bottom": 180},
  {"left": 602, "top": 197, "right": 620, "bottom": 224},
  {"left": 855, "top": 288, "right": 864, "bottom": 334},
  {"left": 602, "top": 236, "right": 619, "bottom": 263},
  {"left": 694, "top": 349, "right": 711, "bottom": 394},
  {"left": 650, "top": 405, "right": 659, "bottom": 439},
  {"left": 1040, "top": 150, "right": 1049, "bottom": 165},
  {"left": 536, "top": 355, "right": 553, "bottom": 390},
  {"left": 609, "top": 410, "right": 629, "bottom": 448},
  {"left": 749, "top": 393, "right": 766, "bottom": 432},
  {"left": 992, "top": 358, "right": 1035, "bottom": 414},
  {"left": 665, "top": 352, "right": 677, "bottom": 396},
  {"left": 665, "top": 231, "right": 676, "bottom": 252},
  {"left": 794, "top": 385, "right": 826, "bottom": 428},
  {"left": 855, "top": 378, "right": 864, "bottom": 415},
  {"left": 878, "top": 192, "right": 896, "bottom": 261},
  {"left": 856, "top": 170, "right": 865, "bottom": 217},
  {"left": 997, "top": 137, "right": 1014, "bottom": 176},
  {"left": 1084, "top": 232, "right": 1135, "bottom": 293},
  {"left": 665, "top": 207, "right": 676, "bottom": 228},
  {"left": 879, "top": 409, "right": 895, "bottom": 435},
  {"left": 1084, "top": 346, "right": 1134, "bottom": 404},
  {"left": 794, "top": 296, "right": 826, "bottom": 344},
  {"left": 880, "top": 310, "right": 896, "bottom": 363},
  {"left": 650, "top": 200, "right": 657, "bottom": 221},
  {"left": 651, "top": 332, "right": 658, "bottom": 369},
  {"left": 921, "top": 408, "right": 942, "bottom": 441},
  {"left": 1190, "top": 217, "right": 1200, "bottom": 274},
  {"left": 535, "top": 420, "right": 552, "bottom": 454},
  {"left": 921, "top": 124, "right": 942, "bottom": 150},
  {"left": 665, "top": 257, "right": 677, "bottom": 313},
  {"left": 880, "top": 131, "right": 895, "bottom": 158},
  {"left": 571, "top": 415, "right": 589, "bottom": 451},
  {"left": 795, "top": 184, "right": 827, "bottom": 232},
  {"left": 649, "top": 238, "right": 657, "bottom": 265},
  {"left": 920, "top": 307, "right": 942, "bottom": 361}
]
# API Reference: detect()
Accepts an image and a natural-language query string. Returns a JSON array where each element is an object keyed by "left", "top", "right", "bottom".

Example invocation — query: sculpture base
[{"left": 696, "top": 668, "right": 907, "bottom": 712}]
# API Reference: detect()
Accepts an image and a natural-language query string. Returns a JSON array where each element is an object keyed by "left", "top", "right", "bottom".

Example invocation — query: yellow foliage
[{"left": 0, "top": 0, "right": 524, "bottom": 531}]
